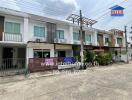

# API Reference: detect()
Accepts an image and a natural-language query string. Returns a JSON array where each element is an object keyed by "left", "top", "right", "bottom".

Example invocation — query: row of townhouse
[{"left": 0, "top": 8, "right": 130, "bottom": 71}]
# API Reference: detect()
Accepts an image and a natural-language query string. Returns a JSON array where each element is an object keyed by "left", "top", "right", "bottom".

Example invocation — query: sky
[{"left": 0, "top": 0, "right": 132, "bottom": 31}]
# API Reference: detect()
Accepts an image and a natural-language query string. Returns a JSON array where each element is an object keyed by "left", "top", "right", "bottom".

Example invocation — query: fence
[
  {"left": 28, "top": 57, "right": 64, "bottom": 73},
  {"left": 0, "top": 58, "right": 26, "bottom": 76}
]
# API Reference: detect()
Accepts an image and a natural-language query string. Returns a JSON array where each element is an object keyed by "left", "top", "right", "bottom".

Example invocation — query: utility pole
[
  {"left": 79, "top": 10, "right": 84, "bottom": 68},
  {"left": 66, "top": 10, "right": 97, "bottom": 69},
  {"left": 124, "top": 26, "right": 129, "bottom": 63}
]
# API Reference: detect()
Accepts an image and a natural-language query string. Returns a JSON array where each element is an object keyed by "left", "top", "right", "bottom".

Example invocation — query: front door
[
  {"left": 3, "top": 48, "right": 13, "bottom": 59},
  {"left": 58, "top": 51, "right": 66, "bottom": 57},
  {"left": 0, "top": 16, "right": 4, "bottom": 41},
  {"left": 3, "top": 48, "right": 13, "bottom": 68}
]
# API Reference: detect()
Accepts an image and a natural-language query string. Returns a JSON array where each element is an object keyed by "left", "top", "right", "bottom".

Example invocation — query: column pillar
[
  {"left": 24, "top": 17, "right": 29, "bottom": 42},
  {"left": 50, "top": 48, "right": 55, "bottom": 57},
  {"left": 26, "top": 47, "right": 33, "bottom": 68},
  {"left": 93, "top": 30, "right": 98, "bottom": 46},
  {"left": 69, "top": 26, "right": 73, "bottom": 44}
]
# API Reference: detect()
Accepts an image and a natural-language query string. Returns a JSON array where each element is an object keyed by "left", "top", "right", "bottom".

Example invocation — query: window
[
  {"left": 34, "top": 50, "right": 50, "bottom": 58},
  {"left": 85, "top": 34, "right": 91, "bottom": 42},
  {"left": 56, "top": 30, "right": 64, "bottom": 39},
  {"left": 5, "top": 22, "right": 20, "bottom": 34},
  {"left": 34, "top": 26, "right": 45, "bottom": 37},
  {"left": 73, "top": 32, "right": 79, "bottom": 40},
  {"left": 105, "top": 38, "right": 109, "bottom": 44},
  {"left": 117, "top": 38, "right": 122, "bottom": 45}
]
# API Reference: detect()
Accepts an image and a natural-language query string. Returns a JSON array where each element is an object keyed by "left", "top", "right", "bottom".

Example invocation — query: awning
[
  {"left": 55, "top": 44, "right": 72, "bottom": 50},
  {"left": 27, "top": 42, "right": 54, "bottom": 49}
]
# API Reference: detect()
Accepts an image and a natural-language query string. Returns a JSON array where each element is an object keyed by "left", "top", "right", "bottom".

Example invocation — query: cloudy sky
[{"left": 0, "top": 0, "right": 132, "bottom": 31}]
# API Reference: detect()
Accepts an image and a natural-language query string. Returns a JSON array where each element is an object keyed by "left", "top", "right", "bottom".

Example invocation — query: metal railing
[
  {"left": 0, "top": 58, "right": 26, "bottom": 76},
  {"left": 3, "top": 32, "right": 23, "bottom": 42}
]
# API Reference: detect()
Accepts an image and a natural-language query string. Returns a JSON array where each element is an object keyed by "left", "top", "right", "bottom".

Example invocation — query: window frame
[
  {"left": 34, "top": 26, "right": 45, "bottom": 37},
  {"left": 105, "top": 38, "right": 109, "bottom": 44},
  {"left": 73, "top": 32, "right": 79, "bottom": 41},
  {"left": 34, "top": 49, "right": 50, "bottom": 58},
  {"left": 117, "top": 38, "right": 122, "bottom": 45},
  {"left": 5, "top": 22, "right": 21, "bottom": 34},
  {"left": 85, "top": 34, "right": 91, "bottom": 42},
  {"left": 56, "top": 30, "right": 64, "bottom": 39}
]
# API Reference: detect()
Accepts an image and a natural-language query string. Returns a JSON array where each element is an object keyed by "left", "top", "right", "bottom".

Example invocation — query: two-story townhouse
[
  {"left": 26, "top": 16, "right": 74, "bottom": 60},
  {"left": 72, "top": 25, "right": 97, "bottom": 57},
  {"left": 0, "top": 8, "right": 77, "bottom": 72},
  {"left": 90, "top": 29, "right": 113, "bottom": 53},
  {"left": 0, "top": 10, "right": 27, "bottom": 70},
  {"left": 109, "top": 29, "right": 129, "bottom": 61}
]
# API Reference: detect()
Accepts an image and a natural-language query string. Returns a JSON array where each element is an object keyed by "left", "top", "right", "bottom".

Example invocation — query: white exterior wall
[
  {"left": 26, "top": 48, "right": 33, "bottom": 65},
  {"left": 23, "top": 17, "right": 29, "bottom": 42},
  {"left": 50, "top": 49, "right": 55, "bottom": 57},
  {"left": 28, "top": 20, "right": 47, "bottom": 41},
  {"left": 69, "top": 26, "right": 73, "bottom": 44},
  {"left": 56, "top": 24, "right": 71, "bottom": 44},
  {"left": 92, "top": 31, "right": 98, "bottom": 46}
]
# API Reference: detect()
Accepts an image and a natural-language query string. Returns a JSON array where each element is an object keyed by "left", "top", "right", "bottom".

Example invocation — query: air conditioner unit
[
  {"left": 31, "top": 37, "right": 46, "bottom": 42},
  {"left": 60, "top": 39, "right": 66, "bottom": 43},
  {"left": 83, "top": 42, "right": 86, "bottom": 45},
  {"left": 35, "top": 38, "right": 41, "bottom": 43},
  {"left": 54, "top": 38, "right": 58, "bottom": 43}
]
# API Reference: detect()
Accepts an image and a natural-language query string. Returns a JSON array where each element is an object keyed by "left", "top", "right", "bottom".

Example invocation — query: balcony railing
[{"left": 2, "top": 32, "right": 23, "bottom": 42}]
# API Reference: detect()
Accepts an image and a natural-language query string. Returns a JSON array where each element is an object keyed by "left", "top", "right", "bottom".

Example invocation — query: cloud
[
  {"left": 35, "top": 0, "right": 79, "bottom": 19},
  {"left": 0, "top": 0, "right": 78, "bottom": 19}
]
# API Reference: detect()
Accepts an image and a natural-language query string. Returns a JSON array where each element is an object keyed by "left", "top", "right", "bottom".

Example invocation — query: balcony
[{"left": 2, "top": 32, "right": 22, "bottom": 42}]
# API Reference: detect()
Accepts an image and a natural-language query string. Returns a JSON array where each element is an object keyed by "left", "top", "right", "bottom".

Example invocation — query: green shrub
[
  {"left": 96, "top": 52, "right": 112, "bottom": 65},
  {"left": 84, "top": 50, "right": 95, "bottom": 63}
]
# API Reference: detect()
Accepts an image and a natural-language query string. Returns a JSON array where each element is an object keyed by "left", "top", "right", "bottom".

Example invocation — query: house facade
[{"left": 0, "top": 7, "right": 128, "bottom": 73}]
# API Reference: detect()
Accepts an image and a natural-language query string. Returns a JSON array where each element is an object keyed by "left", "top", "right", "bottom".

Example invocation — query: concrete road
[{"left": 0, "top": 63, "right": 132, "bottom": 100}]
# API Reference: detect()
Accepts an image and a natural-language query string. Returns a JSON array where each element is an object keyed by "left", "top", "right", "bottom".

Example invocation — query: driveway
[{"left": 0, "top": 63, "right": 132, "bottom": 100}]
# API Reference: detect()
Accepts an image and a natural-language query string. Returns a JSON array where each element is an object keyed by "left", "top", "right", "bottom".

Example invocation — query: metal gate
[{"left": 0, "top": 58, "right": 27, "bottom": 76}]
